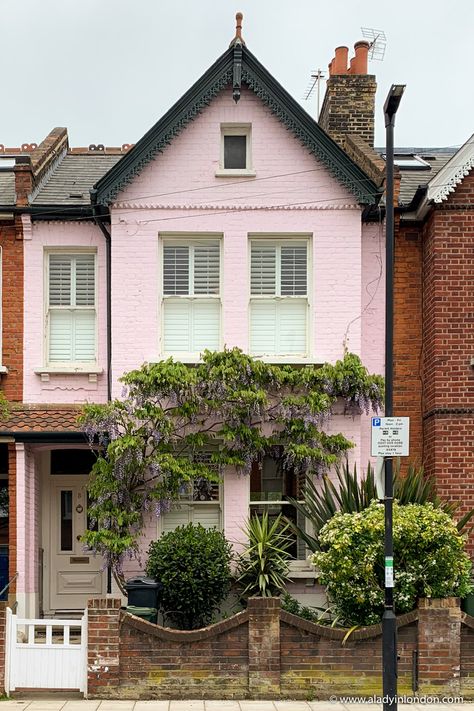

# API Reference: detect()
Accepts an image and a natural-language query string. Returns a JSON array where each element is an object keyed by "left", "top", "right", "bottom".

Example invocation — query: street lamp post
[{"left": 383, "top": 83, "right": 405, "bottom": 711}]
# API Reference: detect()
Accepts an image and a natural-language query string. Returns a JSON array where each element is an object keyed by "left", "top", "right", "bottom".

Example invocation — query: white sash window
[
  {"left": 162, "top": 239, "right": 221, "bottom": 355},
  {"left": 250, "top": 240, "right": 308, "bottom": 356},
  {"left": 160, "top": 454, "right": 222, "bottom": 533},
  {"left": 47, "top": 253, "right": 97, "bottom": 364}
]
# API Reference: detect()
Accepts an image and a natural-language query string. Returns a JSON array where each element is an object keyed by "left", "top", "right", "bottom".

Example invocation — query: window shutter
[
  {"left": 193, "top": 505, "right": 220, "bottom": 529},
  {"left": 250, "top": 300, "right": 307, "bottom": 355},
  {"left": 73, "top": 311, "right": 96, "bottom": 361},
  {"left": 48, "top": 253, "right": 96, "bottom": 363},
  {"left": 163, "top": 246, "right": 189, "bottom": 295},
  {"left": 75, "top": 254, "right": 95, "bottom": 306},
  {"left": 193, "top": 244, "right": 220, "bottom": 295},
  {"left": 281, "top": 245, "right": 307, "bottom": 296},
  {"left": 163, "top": 300, "right": 220, "bottom": 354},
  {"left": 49, "top": 311, "right": 74, "bottom": 362},
  {"left": 49, "top": 255, "right": 72, "bottom": 306},
  {"left": 162, "top": 506, "right": 191, "bottom": 533},
  {"left": 251, "top": 245, "right": 276, "bottom": 295}
]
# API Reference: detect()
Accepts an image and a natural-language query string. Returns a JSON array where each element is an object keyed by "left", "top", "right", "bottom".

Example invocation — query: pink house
[{"left": 4, "top": 18, "right": 385, "bottom": 616}]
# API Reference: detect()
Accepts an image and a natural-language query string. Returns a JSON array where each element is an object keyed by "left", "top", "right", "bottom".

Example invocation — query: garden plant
[
  {"left": 80, "top": 348, "right": 383, "bottom": 589},
  {"left": 145, "top": 522, "right": 233, "bottom": 629},
  {"left": 312, "top": 501, "right": 472, "bottom": 626}
]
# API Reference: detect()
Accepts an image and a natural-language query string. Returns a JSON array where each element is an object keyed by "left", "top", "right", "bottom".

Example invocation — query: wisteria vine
[{"left": 80, "top": 348, "right": 383, "bottom": 585}]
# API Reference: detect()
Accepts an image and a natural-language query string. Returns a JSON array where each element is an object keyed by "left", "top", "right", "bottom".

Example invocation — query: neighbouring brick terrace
[{"left": 82, "top": 596, "right": 474, "bottom": 701}]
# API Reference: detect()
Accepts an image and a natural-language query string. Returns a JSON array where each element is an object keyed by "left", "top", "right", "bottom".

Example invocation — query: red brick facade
[
  {"left": 393, "top": 168, "right": 474, "bottom": 552},
  {"left": 0, "top": 219, "right": 23, "bottom": 402}
]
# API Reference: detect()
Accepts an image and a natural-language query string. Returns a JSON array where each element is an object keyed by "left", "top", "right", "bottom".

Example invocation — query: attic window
[
  {"left": 384, "top": 154, "right": 431, "bottom": 170},
  {"left": 216, "top": 124, "right": 256, "bottom": 177}
]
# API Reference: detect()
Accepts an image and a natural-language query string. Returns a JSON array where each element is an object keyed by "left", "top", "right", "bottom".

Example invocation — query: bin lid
[
  {"left": 125, "top": 576, "right": 160, "bottom": 589},
  {"left": 126, "top": 605, "right": 158, "bottom": 614}
]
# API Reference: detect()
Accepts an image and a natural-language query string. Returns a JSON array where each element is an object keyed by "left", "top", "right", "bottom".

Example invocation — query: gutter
[
  {"left": 0, "top": 431, "right": 87, "bottom": 443},
  {"left": 90, "top": 190, "right": 112, "bottom": 402}
]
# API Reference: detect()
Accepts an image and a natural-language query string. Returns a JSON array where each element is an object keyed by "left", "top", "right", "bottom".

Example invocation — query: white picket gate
[{"left": 5, "top": 607, "right": 87, "bottom": 694}]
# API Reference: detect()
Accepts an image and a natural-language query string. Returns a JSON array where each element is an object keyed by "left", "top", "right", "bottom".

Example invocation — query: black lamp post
[{"left": 383, "top": 83, "right": 405, "bottom": 711}]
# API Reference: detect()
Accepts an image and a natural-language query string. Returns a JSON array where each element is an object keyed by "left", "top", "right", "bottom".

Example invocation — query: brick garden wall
[{"left": 85, "top": 596, "right": 474, "bottom": 700}]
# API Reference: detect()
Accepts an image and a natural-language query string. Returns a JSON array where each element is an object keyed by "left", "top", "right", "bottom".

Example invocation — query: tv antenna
[
  {"left": 303, "top": 68, "right": 325, "bottom": 120},
  {"left": 360, "top": 27, "right": 387, "bottom": 61}
]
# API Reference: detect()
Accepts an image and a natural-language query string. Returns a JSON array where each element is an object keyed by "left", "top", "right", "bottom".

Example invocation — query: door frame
[{"left": 40, "top": 450, "right": 106, "bottom": 615}]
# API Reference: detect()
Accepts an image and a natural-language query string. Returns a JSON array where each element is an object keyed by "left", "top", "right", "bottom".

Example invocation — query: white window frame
[
  {"left": 160, "top": 234, "right": 223, "bottom": 361},
  {"left": 44, "top": 249, "right": 98, "bottom": 368},
  {"left": 215, "top": 123, "right": 256, "bottom": 177},
  {"left": 248, "top": 235, "right": 311, "bottom": 361},
  {"left": 249, "top": 455, "right": 309, "bottom": 563},
  {"left": 158, "top": 456, "right": 223, "bottom": 535}
]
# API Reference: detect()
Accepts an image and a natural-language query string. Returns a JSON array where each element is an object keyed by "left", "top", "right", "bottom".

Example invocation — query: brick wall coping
[
  {"left": 281, "top": 608, "right": 418, "bottom": 642},
  {"left": 461, "top": 612, "right": 474, "bottom": 630},
  {"left": 120, "top": 608, "right": 249, "bottom": 642}
]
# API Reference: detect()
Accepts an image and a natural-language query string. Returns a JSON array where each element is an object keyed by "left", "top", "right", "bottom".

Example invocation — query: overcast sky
[{"left": 1, "top": 0, "right": 472, "bottom": 150}]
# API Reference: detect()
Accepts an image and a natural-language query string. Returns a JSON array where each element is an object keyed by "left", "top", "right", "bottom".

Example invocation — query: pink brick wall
[
  {"left": 23, "top": 221, "right": 108, "bottom": 404},
  {"left": 108, "top": 85, "right": 385, "bottom": 545},
  {"left": 15, "top": 443, "right": 39, "bottom": 595}
]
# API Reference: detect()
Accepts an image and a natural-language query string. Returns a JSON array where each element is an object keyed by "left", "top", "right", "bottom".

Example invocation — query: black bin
[{"left": 125, "top": 576, "right": 162, "bottom": 608}]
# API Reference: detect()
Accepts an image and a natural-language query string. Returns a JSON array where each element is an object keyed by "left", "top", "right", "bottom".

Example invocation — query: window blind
[{"left": 48, "top": 254, "right": 96, "bottom": 363}]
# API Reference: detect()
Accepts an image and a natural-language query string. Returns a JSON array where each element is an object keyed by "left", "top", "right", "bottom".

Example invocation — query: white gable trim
[{"left": 427, "top": 133, "right": 474, "bottom": 203}]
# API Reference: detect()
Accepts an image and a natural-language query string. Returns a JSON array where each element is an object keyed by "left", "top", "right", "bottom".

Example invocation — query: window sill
[
  {"left": 34, "top": 366, "right": 103, "bottom": 383},
  {"left": 214, "top": 169, "right": 256, "bottom": 178},
  {"left": 288, "top": 562, "right": 318, "bottom": 580},
  {"left": 250, "top": 356, "right": 321, "bottom": 366},
  {"left": 0, "top": 366, "right": 8, "bottom": 375}
]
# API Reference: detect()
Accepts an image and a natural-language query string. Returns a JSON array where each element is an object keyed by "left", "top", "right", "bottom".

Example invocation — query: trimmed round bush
[
  {"left": 312, "top": 501, "right": 472, "bottom": 626},
  {"left": 145, "top": 523, "right": 233, "bottom": 629}
]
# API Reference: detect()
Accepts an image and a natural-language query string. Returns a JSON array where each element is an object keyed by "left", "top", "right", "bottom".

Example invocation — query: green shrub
[
  {"left": 312, "top": 501, "right": 472, "bottom": 626},
  {"left": 145, "top": 523, "right": 233, "bottom": 629},
  {"left": 281, "top": 592, "right": 321, "bottom": 622},
  {"left": 236, "top": 513, "right": 293, "bottom": 600}
]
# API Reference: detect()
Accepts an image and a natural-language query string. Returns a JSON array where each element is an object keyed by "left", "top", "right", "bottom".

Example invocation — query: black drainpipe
[
  {"left": 90, "top": 190, "right": 113, "bottom": 595},
  {"left": 90, "top": 190, "right": 112, "bottom": 402}
]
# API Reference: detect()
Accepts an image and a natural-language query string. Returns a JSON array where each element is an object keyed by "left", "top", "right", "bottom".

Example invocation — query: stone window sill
[
  {"left": 214, "top": 169, "right": 256, "bottom": 178},
  {"left": 34, "top": 366, "right": 103, "bottom": 383},
  {"left": 0, "top": 366, "right": 8, "bottom": 375}
]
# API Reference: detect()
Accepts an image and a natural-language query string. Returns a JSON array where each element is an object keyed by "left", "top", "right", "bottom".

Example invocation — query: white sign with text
[{"left": 371, "top": 416, "right": 410, "bottom": 457}]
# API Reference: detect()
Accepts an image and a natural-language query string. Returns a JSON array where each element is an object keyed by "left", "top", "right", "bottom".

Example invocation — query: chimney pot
[
  {"left": 351, "top": 40, "right": 370, "bottom": 74},
  {"left": 333, "top": 46, "right": 349, "bottom": 74}
]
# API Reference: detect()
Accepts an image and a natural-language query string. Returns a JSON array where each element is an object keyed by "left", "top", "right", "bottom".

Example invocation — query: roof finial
[
  {"left": 230, "top": 11, "right": 246, "bottom": 46},
  {"left": 236, "top": 12, "right": 243, "bottom": 40}
]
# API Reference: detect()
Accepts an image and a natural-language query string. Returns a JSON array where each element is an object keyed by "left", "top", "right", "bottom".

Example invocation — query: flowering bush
[
  {"left": 80, "top": 347, "right": 383, "bottom": 585},
  {"left": 312, "top": 501, "right": 472, "bottom": 626}
]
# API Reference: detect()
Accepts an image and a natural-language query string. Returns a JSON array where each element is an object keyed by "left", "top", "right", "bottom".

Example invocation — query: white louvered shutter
[
  {"left": 250, "top": 242, "right": 308, "bottom": 356},
  {"left": 163, "top": 241, "right": 220, "bottom": 354},
  {"left": 48, "top": 254, "right": 96, "bottom": 363}
]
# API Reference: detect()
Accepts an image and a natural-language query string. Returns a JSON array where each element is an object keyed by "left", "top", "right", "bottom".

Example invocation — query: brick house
[
  {"left": 392, "top": 135, "right": 474, "bottom": 553},
  {"left": 0, "top": 17, "right": 387, "bottom": 618}
]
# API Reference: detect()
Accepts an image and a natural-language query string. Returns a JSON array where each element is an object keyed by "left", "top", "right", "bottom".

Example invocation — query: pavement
[{"left": 0, "top": 702, "right": 472, "bottom": 711}]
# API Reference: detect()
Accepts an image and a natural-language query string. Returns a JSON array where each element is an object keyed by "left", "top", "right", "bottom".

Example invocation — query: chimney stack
[{"left": 319, "top": 40, "right": 376, "bottom": 148}]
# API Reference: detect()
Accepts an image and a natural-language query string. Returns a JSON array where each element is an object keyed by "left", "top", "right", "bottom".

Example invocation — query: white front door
[{"left": 49, "top": 475, "right": 105, "bottom": 611}]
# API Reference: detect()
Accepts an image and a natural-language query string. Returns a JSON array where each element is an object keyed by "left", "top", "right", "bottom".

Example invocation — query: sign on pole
[{"left": 371, "top": 417, "right": 410, "bottom": 457}]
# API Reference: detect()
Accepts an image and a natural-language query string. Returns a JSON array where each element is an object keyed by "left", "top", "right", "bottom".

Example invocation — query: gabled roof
[
  {"left": 93, "top": 43, "right": 380, "bottom": 206},
  {"left": 427, "top": 133, "right": 474, "bottom": 203}
]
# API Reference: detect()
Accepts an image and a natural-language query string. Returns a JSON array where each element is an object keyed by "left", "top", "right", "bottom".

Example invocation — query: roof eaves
[
  {"left": 95, "top": 47, "right": 235, "bottom": 205},
  {"left": 427, "top": 132, "right": 474, "bottom": 203},
  {"left": 241, "top": 47, "right": 379, "bottom": 204},
  {"left": 94, "top": 45, "right": 380, "bottom": 206}
]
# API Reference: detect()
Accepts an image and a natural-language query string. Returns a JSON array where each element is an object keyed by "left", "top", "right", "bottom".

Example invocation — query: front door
[{"left": 49, "top": 475, "right": 105, "bottom": 611}]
